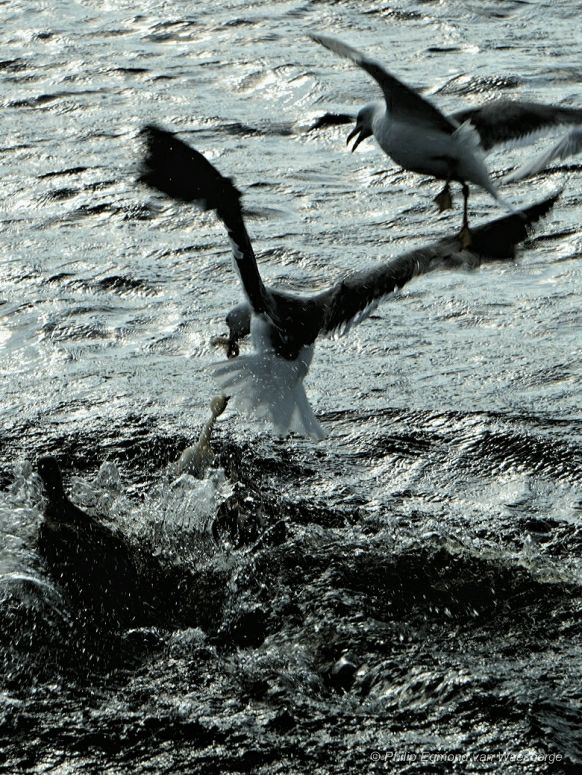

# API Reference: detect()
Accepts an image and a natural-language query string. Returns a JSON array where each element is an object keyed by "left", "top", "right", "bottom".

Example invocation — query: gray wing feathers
[
  {"left": 318, "top": 243, "right": 464, "bottom": 335},
  {"left": 450, "top": 100, "right": 582, "bottom": 150}
]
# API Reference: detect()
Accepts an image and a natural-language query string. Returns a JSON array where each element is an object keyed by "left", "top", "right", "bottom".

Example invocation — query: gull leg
[
  {"left": 434, "top": 181, "right": 453, "bottom": 212},
  {"left": 459, "top": 183, "right": 472, "bottom": 248}
]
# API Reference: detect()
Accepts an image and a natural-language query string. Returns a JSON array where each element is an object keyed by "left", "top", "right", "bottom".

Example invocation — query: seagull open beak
[{"left": 346, "top": 123, "right": 371, "bottom": 152}]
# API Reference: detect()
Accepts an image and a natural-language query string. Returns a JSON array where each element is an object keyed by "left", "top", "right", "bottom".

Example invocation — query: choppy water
[{"left": 1, "top": 1, "right": 581, "bottom": 773}]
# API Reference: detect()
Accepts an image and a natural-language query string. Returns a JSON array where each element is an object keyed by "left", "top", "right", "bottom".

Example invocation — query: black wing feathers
[
  {"left": 140, "top": 124, "right": 241, "bottom": 212},
  {"left": 139, "top": 124, "right": 269, "bottom": 316},
  {"left": 450, "top": 101, "right": 582, "bottom": 151},
  {"left": 318, "top": 191, "right": 559, "bottom": 335}
]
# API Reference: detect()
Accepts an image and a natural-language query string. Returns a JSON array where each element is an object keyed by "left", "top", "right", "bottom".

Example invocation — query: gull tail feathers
[
  {"left": 211, "top": 350, "right": 325, "bottom": 441},
  {"left": 454, "top": 121, "right": 519, "bottom": 216}
]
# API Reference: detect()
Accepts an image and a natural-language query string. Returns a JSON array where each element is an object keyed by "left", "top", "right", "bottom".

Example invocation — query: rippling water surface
[{"left": 1, "top": 1, "right": 581, "bottom": 773}]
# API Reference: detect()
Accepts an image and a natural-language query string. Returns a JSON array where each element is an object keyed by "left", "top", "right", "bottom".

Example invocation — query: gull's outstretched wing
[
  {"left": 139, "top": 124, "right": 271, "bottom": 317},
  {"left": 315, "top": 192, "right": 560, "bottom": 336},
  {"left": 505, "top": 126, "right": 582, "bottom": 182},
  {"left": 311, "top": 33, "right": 456, "bottom": 135},
  {"left": 451, "top": 100, "right": 582, "bottom": 151}
]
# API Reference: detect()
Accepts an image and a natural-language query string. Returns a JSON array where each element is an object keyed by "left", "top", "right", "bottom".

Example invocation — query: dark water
[{"left": 1, "top": 1, "right": 581, "bottom": 772}]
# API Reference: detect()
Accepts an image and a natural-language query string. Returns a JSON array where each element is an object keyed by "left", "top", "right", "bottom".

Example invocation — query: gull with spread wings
[
  {"left": 310, "top": 33, "right": 528, "bottom": 246},
  {"left": 139, "top": 125, "right": 557, "bottom": 440}
]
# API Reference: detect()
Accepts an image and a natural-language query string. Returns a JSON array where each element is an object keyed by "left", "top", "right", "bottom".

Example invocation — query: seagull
[
  {"left": 505, "top": 125, "right": 582, "bottom": 182},
  {"left": 310, "top": 34, "right": 527, "bottom": 245},
  {"left": 139, "top": 124, "right": 558, "bottom": 441}
]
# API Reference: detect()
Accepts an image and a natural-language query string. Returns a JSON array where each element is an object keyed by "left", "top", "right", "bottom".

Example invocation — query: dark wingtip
[
  {"left": 469, "top": 190, "right": 561, "bottom": 260},
  {"left": 139, "top": 123, "right": 242, "bottom": 213}
]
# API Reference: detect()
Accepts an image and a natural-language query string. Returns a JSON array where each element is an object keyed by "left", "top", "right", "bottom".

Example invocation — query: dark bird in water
[
  {"left": 310, "top": 34, "right": 582, "bottom": 239},
  {"left": 139, "top": 123, "right": 559, "bottom": 440},
  {"left": 37, "top": 456, "right": 139, "bottom": 629}
]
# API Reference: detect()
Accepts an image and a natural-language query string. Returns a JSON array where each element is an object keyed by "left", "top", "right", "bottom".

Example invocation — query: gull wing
[
  {"left": 218, "top": 192, "right": 559, "bottom": 349},
  {"left": 450, "top": 100, "right": 582, "bottom": 151},
  {"left": 139, "top": 124, "right": 271, "bottom": 318},
  {"left": 311, "top": 33, "right": 457, "bottom": 135},
  {"left": 316, "top": 192, "right": 560, "bottom": 336},
  {"left": 505, "top": 126, "right": 582, "bottom": 181}
]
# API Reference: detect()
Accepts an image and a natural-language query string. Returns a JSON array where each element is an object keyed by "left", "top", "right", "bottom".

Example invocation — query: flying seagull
[
  {"left": 139, "top": 124, "right": 558, "bottom": 440},
  {"left": 310, "top": 34, "right": 527, "bottom": 245}
]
